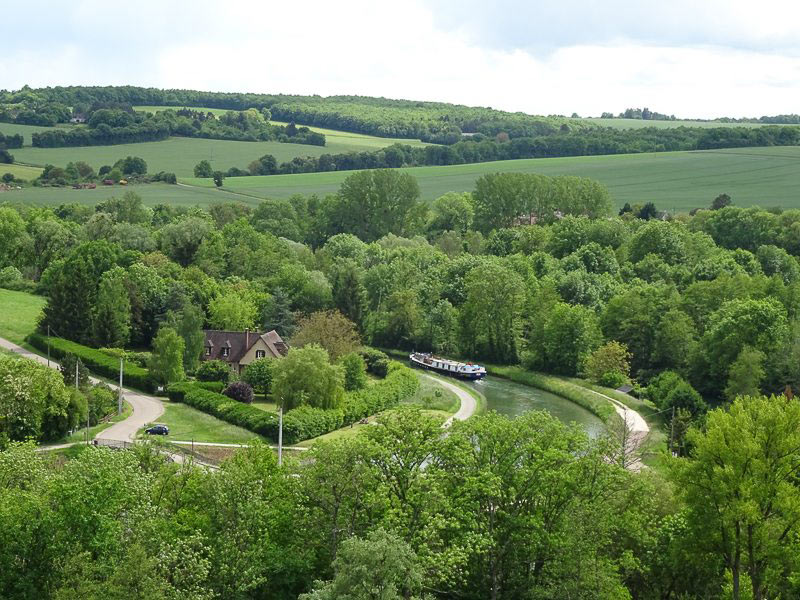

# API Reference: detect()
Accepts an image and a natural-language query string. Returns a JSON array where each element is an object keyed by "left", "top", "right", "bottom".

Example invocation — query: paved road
[
  {"left": 0, "top": 336, "right": 164, "bottom": 443},
  {"left": 423, "top": 374, "right": 478, "bottom": 428},
  {"left": 583, "top": 388, "right": 649, "bottom": 471}
]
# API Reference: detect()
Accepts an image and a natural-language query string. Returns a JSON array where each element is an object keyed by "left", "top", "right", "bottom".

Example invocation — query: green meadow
[
  {"left": 0, "top": 122, "right": 71, "bottom": 144},
  {"left": 0, "top": 289, "right": 46, "bottom": 345},
  {"left": 182, "top": 146, "right": 800, "bottom": 212},
  {"left": 1, "top": 162, "right": 43, "bottom": 180},
  {"left": 8, "top": 146, "right": 800, "bottom": 212}
]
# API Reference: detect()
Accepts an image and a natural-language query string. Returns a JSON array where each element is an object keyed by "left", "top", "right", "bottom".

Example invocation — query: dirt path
[
  {"left": 0, "top": 336, "right": 164, "bottom": 444},
  {"left": 423, "top": 374, "right": 478, "bottom": 428},
  {"left": 583, "top": 388, "right": 650, "bottom": 471}
]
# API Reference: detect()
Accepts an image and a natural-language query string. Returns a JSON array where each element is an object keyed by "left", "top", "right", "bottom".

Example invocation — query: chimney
[{"left": 246, "top": 328, "right": 250, "bottom": 348}]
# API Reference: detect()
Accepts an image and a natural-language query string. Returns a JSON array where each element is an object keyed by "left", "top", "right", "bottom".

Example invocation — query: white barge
[{"left": 409, "top": 352, "right": 487, "bottom": 380}]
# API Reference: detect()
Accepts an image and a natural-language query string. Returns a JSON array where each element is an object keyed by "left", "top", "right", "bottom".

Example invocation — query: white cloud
[{"left": 2, "top": 0, "right": 800, "bottom": 118}]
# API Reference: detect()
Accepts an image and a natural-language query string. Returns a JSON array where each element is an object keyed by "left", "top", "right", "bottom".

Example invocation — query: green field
[
  {"left": 133, "top": 105, "right": 429, "bottom": 150},
  {"left": 141, "top": 401, "right": 266, "bottom": 444},
  {"left": 182, "top": 146, "right": 800, "bottom": 211},
  {"left": 11, "top": 133, "right": 427, "bottom": 178},
  {"left": 579, "top": 118, "right": 790, "bottom": 130},
  {"left": 0, "top": 122, "right": 73, "bottom": 144},
  {"left": 1, "top": 162, "right": 43, "bottom": 180},
  {"left": 0, "top": 289, "right": 46, "bottom": 344},
  {"left": 9, "top": 146, "right": 800, "bottom": 212}
]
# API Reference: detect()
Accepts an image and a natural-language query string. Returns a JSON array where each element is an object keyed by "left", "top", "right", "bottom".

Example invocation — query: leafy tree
[
  {"left": 148, "top": 327, "right": 185, "bottom": 387},
  {"left": 460, "top": 262, "right": 524, "bottom": 363},
  {"left": 339, "top": 352, "right": 367, "bottom": 391},
  {"left": 0, "top": 207, "right": 28, "bottom": 269},
  {"left": 299, "top": 529, "right": 423, "bottom": 600},
  {"left": 169, "top": 303, "right": 205, "bottom": 373},
  {"left": 528, "top": 302, "right": 603, "bottom": 375},
  {"left": 724, "top": 346, "right": 766, "bottom": 402},
  {"left": 584, "top": 341, "right": 631, "bottom": 385},
  {"left": 427, "top": 192, "right": 474, "bottom": 236},
  {"left": 711, "top": 193, "right": 732, "bottom": 210},
  {"left": 112, "top": 155, "right": 147, "bottom": 175},
  {"left": 91, "top": 266, "right": 131, "bottom": 348},
  {"left": 673, "top": 395, "right": 800, "bottom": 600},
  {"left": 209, "top": 290, "right": 258, "bottom": 331},
  {"left": 261, "top": 288, "right": 296, "bottom": 338},
  {"left": 322, "top": 169, "right": 420, "bottom": 242},
  {"left": 272, "top": 344, "right": 344, "bottom": 410},
  {"left": 194, "top": 160, "right": 213, "bottom": 178},
  {"left": 159, "top": 216, "right": 213, "bottom": 266},
  {"left": 212, "top": 171, "right": 225, "bottom": 188},
  {"left": 291, "top": 310, "right": 361, "bottom": 361},
  {"left": 196, "top": 359, "right": 231, "bottom": 384},
  {"left": 41, "top": 241, "right": 120, "bottom": 344},
  {"left": 241, "top": 358, "right": 275, "bottom": 396},
  {"left": 329, "top": 260, "right": 367, "bottom": 329}
]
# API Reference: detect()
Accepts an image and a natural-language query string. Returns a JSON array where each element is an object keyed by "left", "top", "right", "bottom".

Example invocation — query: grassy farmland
[
  {"left": 0, "top": 122, "right": 71, "bottom": 144},
  {"left": 8, "top": 145, "right": 800, "bottom": 212},
  {"left": 11, "top": 133, "right": 428, "bottom": 178},
  {"left": 181, "top": 146, "right": 800, "bottom": 212},
  {"left": 1, "top": 162, "right": 43, "bottom": 180}
]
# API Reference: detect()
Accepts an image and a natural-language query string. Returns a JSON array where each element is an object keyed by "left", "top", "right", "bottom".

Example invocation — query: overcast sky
[{"left": 3, "top": 0, "right": 800, "bottom": 119}]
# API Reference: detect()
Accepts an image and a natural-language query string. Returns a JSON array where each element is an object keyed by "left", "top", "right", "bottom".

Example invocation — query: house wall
[{"left": 239, "top": 338, "right": 276, "bottom": 367}]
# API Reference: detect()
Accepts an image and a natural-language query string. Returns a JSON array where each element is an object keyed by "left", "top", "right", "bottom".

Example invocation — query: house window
[
  {"left": 222, "top": 348, "right": 230, "bottom": 358},
  {"left": 205, "top": 347, "right": 211, "bottom": 356},
  {"left": 256, "top": 350, "right": 266, "bottom": 359}
]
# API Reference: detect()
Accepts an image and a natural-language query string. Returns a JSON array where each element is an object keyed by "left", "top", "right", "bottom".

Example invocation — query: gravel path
[{"left": 423, "top": 374, "right": 478, "bottom": 428}]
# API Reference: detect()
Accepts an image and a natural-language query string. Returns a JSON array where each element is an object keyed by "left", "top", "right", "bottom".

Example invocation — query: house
[
  {"left": 202, "top": 329, "right": 288, "bottom": 373},
  {"left": 69, "top": 114, "right": 87, "bottom": 124}
]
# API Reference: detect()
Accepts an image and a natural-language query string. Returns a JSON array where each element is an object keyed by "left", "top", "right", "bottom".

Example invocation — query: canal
[{"left": 466, "top": 376, "right": 606, "bottom": 438}]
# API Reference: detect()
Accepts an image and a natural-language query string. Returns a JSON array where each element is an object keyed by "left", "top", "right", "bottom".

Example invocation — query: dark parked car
[{"left": 145, "top": 424, "right": 169, "bottom": 435}]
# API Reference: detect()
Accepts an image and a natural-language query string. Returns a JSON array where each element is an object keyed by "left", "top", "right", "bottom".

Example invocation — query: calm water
[{"left": 466, "top": 376, "right": 606, "bottom": 438}]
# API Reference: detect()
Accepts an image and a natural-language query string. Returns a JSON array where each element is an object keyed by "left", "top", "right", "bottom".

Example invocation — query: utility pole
[
  {"left": 118, "top": 357, "right": 123, "bottom": 415},
  {"left": 46, "top": 325, "right": 50, "bottom": 367},
  {"left": 278, "top": 404, "right": 283, "bottom": 467},
  {"left": 669, "top": 405, "right": 675, "bottom": 457}
]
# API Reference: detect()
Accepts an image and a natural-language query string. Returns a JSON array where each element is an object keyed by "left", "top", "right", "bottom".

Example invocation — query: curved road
[
  {"left": 423, "top": 374, "right": 478, "bottom": 427},
  {"left": 0, "top": 336, "right": 164, "bottom": 443}
]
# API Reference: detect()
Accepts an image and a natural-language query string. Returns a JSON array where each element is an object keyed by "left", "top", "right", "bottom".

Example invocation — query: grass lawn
[
  {"left": 2, "top": 163, "right": 43, "bottom": 180},
  {"left": 141, "top": 400, "right": 266, "bottom": 444},
  {"left": 0, "top": 289, "right": 46, "bottom": 344},
  {"left": 180, "top": 146, "right": 800, "bottom": 211},
  {"left": 403, "top": 374, "right": 460, "bottom": 413},
  {"left": 0, "top": 122, "right": 73, "bottom": 144}
]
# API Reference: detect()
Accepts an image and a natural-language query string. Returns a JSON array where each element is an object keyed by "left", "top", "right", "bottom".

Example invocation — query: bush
[
  {"left": 340, "top": 352, "right": 368, "bottom": 391},
  {"left": 223, "top": 381, "right": 254, "bottom": 404},
  {"left": 598, "top": 370, "right": 628, "bottom": 389},
  {"left": 196, "top": 360, "right": 232, "bottom": 384},
  {"left": 359, "top": 347, "right": 390, "bottom": 377},
  {"left": 27, "top": 333, "right": 155, "bottom": 392}
]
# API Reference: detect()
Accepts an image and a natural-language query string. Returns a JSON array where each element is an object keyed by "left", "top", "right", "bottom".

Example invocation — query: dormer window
[
  {"left": 256, "top": 350, "right": 266, "bottom": 359},
  {"left": 205, "top": 347, "right": 211, "bottom": 356},
  {"left": 222, "top": 348, "right": 230, "bottom": 358}
]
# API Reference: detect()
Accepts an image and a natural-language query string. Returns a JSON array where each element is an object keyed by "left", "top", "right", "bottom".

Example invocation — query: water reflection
[{"left": 466, "top": 376, "right": 606, "bottom": 438}]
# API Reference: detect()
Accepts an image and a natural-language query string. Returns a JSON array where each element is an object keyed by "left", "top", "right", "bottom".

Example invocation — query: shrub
[
  {"left": 223, "top": 381, "right": 254, "bottom": 404},
  {"left": 359, "top": 347, "right": 390, "bottom": 377},
  {"left": 598, "top": 370, "right": 628, "bottom": 389},
  {"left": 340, "top": 352, "right": 368, "bottom": 391},
  {"left": 27, "top": 333, "right": 154, "bottom": 392},
  {"left": 196, "top": 360, "right": 232, "bottom": 384}
]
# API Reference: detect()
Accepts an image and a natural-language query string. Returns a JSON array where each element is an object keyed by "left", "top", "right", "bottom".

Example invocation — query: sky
[{"left": 3, "top": 0, "right": 800, "bottom": 119}]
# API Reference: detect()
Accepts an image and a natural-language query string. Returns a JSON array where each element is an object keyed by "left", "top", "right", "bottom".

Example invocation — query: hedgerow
[
  {"left": 28, "top": 333, "right": 155, "bottom": 392},
  {"left": 167, "top": 361, "right": 420, "bottom": 444}
]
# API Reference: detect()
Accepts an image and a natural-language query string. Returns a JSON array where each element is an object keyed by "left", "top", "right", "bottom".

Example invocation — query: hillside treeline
[
  {"left": 29, "top": 106, "right": 324, "bottom": 148},
  {"left": 235, "top": 124, "right": 800, "bottom": 177}
]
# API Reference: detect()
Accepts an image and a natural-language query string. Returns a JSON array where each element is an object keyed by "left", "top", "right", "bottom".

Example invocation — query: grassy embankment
[{"left": 138, "top": 402, "right": 267, "bottom": 445}]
